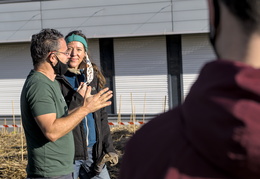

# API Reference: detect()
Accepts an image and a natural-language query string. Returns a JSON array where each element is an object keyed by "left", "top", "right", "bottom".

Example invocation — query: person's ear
[{"left": 48, "top": 53, "right": 58, "bottom": 66}]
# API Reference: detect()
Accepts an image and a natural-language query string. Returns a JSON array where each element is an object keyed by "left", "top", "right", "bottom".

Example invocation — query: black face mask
[
  {"left": 53, "top": 56, "right": 68, "bottom": 75},
  {"left": 209, "top": 0, "right": 220, "bottom": 58}
]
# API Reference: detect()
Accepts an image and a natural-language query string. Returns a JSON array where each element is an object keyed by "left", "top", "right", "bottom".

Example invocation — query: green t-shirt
[{"left": 20, "top": 70, "right": 74, "bottom": 177}]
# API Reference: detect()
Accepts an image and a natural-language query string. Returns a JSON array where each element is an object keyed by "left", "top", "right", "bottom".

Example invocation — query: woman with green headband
[{"left": 56, "top": 30, "right": 118, "bottom": 179}]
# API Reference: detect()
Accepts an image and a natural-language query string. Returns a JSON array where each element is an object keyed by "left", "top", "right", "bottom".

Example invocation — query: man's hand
[
  {"left": 34, "top": 84, "right": 112, "bottom": 142},
  {"left": 82, "top": 86, "right": 113, "bottom": 114}
]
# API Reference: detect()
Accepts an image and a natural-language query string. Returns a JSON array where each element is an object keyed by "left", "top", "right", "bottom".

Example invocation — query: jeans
[
  {"left": 73, "top": 147, "right": 110, "bottom": 179},
  {"left": 27, "top": 173, "right": 73, "bottom": 179}
]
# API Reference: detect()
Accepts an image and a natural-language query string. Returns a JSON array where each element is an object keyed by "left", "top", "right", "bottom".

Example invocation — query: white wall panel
[
  {"left": 42, "top": 2, "right": 171, "bottom": 18},
  {"left": 0, "top": 0, "right": 174, "bottom": 42},
  {"left": 172, "top": 0, "right": 209, "bottom": 33},
  {"left": 0, "top": 30, "right": 41, "bottom": 42},
  {"left": 0, "top": 11, "right": 41, "bottom": 22},
  {"left": 58, "top": 22, "right": 172, "bottom": 39},
  {"left": 0, "top": 0, "right": 210, "bottom": 42},
  {"left": 174, "top": 20, "right": 209, "bottom": 33},
  {"left": 182, "top": 34, "right": 215, "bottom": 97},
  {"left": 173, "top": 10, "right": 207, "bottom": 22},
  {"left": 42, "top": 0, "right": 170, "bottom": 9},
  {"left": 41, "top": 1, "right": 173, "bottom": 37},
  {"left": 88, "top": 39, "right": 101, "bottom": 69},
  {"left": 0, "top": 21, "right": 41, "bottom": 31},
  {"left": 43, "top": 12, "right": 171, "bottom": 28},
  {"left": 114, "top": 36, "right": 168, "bottom": 115},
  {"left": 0, "top": 43, "right": 32, "bottom": 115},
  {"left": 0, "top": 2, "right": 41, "bottom": 42},
  {"left": 0, "top": 1, "right": 40, "bottom": 12},
  {"left": 173, "top": 0, "right": 206, "bottom": 10},
  {"left": 0, "top": 79, "right": 26, "bottom": 116}
]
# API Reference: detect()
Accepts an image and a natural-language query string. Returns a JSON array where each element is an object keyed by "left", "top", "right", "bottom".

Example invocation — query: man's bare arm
[{"left": 35, "top": 86, "right": 112, "bottom": 142}]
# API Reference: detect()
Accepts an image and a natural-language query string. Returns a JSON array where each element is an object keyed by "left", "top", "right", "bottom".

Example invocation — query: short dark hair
[
  {"left": 220, "top": 0, "right": 260, "bottom": 33},
  {"left": 30, "top": 28, "right": 64, "bottom": 67}
]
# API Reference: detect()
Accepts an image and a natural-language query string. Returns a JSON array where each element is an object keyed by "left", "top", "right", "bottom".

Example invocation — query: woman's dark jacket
[{"left": 56, "top": 72, "right": 115, "bottom": 163}]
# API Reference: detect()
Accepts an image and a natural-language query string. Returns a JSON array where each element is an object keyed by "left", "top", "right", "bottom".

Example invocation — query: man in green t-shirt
[{"left": 20, "top": 29, "right": 113, "bottom": 179}]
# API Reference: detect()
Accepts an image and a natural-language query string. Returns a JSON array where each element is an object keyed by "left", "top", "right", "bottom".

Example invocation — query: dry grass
[
  {"left": 108, "top": 125, "right": 139, "bottom": 179},
  {"left": 0, "top": 125, "right": 140, "bottom": 179},
  {"left": 0, "top": 130, "right": 27, "bottom": 179}
]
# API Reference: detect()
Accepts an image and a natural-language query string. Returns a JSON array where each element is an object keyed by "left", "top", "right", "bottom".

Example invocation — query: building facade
[{"left": 0, "top": 0, "right": 215, "bottom": 117}]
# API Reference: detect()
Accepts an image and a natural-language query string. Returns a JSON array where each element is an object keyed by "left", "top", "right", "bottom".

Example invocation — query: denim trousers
[{"left": 73, "top": 147, "right": 110, "bottom": 179}]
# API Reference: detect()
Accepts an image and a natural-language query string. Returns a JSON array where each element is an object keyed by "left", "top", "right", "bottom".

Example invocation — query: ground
[{"left": 0, "top": 125, "right": 139, "bottom": 179}]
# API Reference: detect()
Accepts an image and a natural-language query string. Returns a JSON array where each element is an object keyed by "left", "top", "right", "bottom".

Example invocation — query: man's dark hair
[
  {"left": 30, "top": 28, "right": 64, "bottom": 67},
  {"left": 220, "top": 0, "right": 260, "bottom": 33}
]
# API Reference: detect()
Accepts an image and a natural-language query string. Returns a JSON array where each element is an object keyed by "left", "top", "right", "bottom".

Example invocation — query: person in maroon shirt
[{"left": 119, "top": 0, "right": 260, "bottom": 179}]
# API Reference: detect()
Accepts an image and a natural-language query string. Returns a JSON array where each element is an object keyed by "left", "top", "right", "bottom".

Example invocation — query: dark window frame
[
  {"left": 166, "top": 35, "right": 183, "bottom": 108},
  {"left": 99, "top": 38, "right": 116, "bottom": 114}
]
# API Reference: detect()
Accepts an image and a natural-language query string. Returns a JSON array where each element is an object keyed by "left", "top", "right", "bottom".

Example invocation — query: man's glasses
[{"left": 52, "top": 51, "right": 70, "bottom": 56}]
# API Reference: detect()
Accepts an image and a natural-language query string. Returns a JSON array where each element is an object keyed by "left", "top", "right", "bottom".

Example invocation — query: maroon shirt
[{"left": 119, "top": 59, "right": 260, "bottom": 179}]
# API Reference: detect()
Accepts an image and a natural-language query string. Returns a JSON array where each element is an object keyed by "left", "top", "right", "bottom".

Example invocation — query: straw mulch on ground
[
  {"left": 0, "top": 125, "right": 140, "bottom": 179},
  {"left": 108, "top": 125, "right": 139, "bottom": 178},
  {"left": 0, "top": 130, "right": 27, "bottom": 179}
]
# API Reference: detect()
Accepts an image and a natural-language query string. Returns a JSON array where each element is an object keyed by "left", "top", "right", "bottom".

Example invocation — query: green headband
[{"left": 65, "top": 34, "right": 88, "bottom": 51}]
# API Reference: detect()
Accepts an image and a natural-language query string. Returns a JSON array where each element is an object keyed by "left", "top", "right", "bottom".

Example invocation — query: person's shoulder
[
  {"left": 142, "top": 107, "right": 181, "bottom": 130},
  {"left": 120, "top": 107, "right": 184, "bottom": 179},
  {"left": 127, "top": 106, "right": 182, "bottom": 147},
  {"left": 25, "top": 72, "right": 55, "bottom": 92},
  {"left": 27, "top": 71, "right": 49, "bottom": 83}
]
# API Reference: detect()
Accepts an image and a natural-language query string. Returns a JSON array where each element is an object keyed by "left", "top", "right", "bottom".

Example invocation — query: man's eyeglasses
[{"left": 52, "top": 51, "right": 70, "bottom": 56}]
